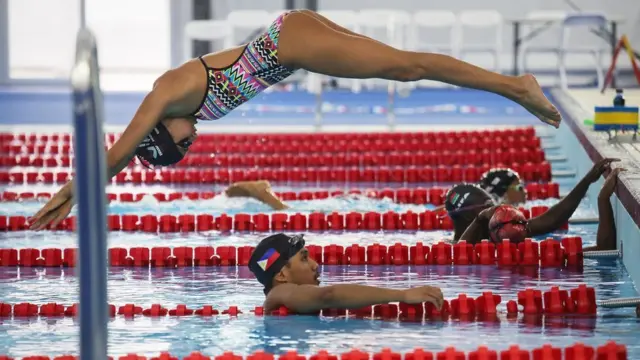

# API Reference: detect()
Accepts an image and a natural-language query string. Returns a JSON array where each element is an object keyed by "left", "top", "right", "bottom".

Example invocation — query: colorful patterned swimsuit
[{"left": 192, "top": 12, "right": 296, "bottom": 121}]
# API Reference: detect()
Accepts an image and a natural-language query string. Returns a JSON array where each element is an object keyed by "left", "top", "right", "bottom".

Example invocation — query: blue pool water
[
  {"left": 0, "top": 257, "right": 637, "bottom": 357},
  {"left": 0, "top": 93, "right": 638, "bottom": 358},
  {"left": 0, "top": 186, "right": 638, "bottom": 357}
]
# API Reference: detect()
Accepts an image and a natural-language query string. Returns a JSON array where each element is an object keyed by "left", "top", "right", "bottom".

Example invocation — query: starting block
[{"left": 594, "top": 105, "right": 639, "bottom": 139}]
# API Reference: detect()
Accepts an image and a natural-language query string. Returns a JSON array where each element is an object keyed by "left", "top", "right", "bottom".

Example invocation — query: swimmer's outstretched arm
[
  {"left": 264, "top": 283, "right": 443, "bottom": 314},
  {"left": 278, "top": 11, "right": 562, "bottom": 127},
  {"left": 585, "top": 168, "right": 624, "bottom": 252},
  {"left": 225, "top": 180, "right": 289, "bottom": 210},
  {"left": 526, "top": 158, "right": 619, "bottom": 236}
]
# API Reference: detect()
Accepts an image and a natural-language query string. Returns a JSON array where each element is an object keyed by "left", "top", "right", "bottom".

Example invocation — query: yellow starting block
[{"left": 594, "top": 106, "right": 639, "bottom": 139}]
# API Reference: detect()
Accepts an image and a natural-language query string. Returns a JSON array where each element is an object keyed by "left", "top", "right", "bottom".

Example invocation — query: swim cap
[
  {"left": 445, "top": 183, "right": 495, "bottom": 217},
  {"left": 488, "top": 205, "right": 528, "bottom": 243},
  {"left": 249, "top": 233, "right": 305, "bottom": 293},
  {"left": 134, "top": 122, "right": 185, "bottom": 166},
  {"left": 479, "top": 168, "right": 521, "bottom": 198}
]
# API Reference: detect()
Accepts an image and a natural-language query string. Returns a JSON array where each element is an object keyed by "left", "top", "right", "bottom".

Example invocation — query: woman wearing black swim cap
[
  {"left": 478, "top": 168, "right": 527, "bottom": 205},
  {"left": 432, "top": 168, "right": 525, "bottom": 214},
  {"left": 448, "top": 158, "right": 620, "bottom": 244},
  {"left": 29, "top": 10, "right": 561, "bottom": 230}
]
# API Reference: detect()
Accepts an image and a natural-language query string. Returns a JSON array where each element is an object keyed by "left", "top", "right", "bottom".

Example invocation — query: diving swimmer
[{"left": 29, "top": 9, "right": 561, "bottom": 230}]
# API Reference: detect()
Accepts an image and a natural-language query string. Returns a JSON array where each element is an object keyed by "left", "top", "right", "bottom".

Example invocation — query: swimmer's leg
[
  {"left": 225, "top": 180, "right": 289, "bottom": 211},
  {"left": 296, "top": 10, "right": 378, "bottom": 42},
  {"left": 278, "top": 12, "right": 561, "bottom": 127}
]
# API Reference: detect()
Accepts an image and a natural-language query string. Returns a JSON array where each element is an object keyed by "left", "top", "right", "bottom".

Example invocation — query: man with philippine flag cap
[{"left": 249, "top": 233, "right": 444, "bottom": 314}]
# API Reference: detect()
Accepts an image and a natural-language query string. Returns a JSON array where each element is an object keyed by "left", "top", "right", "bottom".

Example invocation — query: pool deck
[{"left": 551, "top": 88, "right": 640, "bottom": 288}]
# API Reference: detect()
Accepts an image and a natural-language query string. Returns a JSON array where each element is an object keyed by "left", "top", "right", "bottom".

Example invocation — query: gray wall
[
  {"left": 317, "top": 0, "right": 639, "bottom": 49},
  {"left": 211, "top": 0, "right": 286, "bottom": 16}
]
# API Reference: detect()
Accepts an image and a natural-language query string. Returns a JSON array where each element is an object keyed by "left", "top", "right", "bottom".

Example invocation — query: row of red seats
[
  {"left": 1, "top": 205, "right": 562, "bottom": 233},
  {"left": 178, "top": 149, "right": 545, "bottom": 168},
  {"left": 0, "top": 183, "right": 561, "bottom": 205},
  {"left": 1, "top": 148, "right": 547, "bottom": 169},
  {"left": 183, "top": 136, "right": 542, "bottom": 155},
  {"left": 0, "top": 127, "right": 537, "bottom": 144},
  {"left": 0, "top": 284, "right": 598, "bottom": 320},
  {"left": 1, "top": 136, "right": 543, "bottom": 156},
  {"left": 0, "top": 237, "right": 580, "bottom": 268},
  {"left": 0, "top": 163, "right": 553, "bottom": 185},
  {"left": 0, "top": 342, "right": 629, "bottom": 360}
]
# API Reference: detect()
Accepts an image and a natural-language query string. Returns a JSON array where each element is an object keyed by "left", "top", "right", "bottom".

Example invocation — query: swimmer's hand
[
  {"left": 28, "top": 183, "right": 74, "bottom": 230},
  {"left": 402, "top": 286, "right": 444, "bottom": 309},
  {"left": 585, "top": 158, "right": 621, "bottom": 183},
  {"left": 599, "top": 167, "right": 626, "bottom": 199}
]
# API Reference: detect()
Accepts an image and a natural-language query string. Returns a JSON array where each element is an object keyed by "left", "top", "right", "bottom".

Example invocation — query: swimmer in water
[
  {"left": 248, "top": 233, "right": 444, "bottom": 313},
  {"left": 486, "top": 166, "right": 625, "bottom": 247},
  {"left": 478, "top": 168, "right": 527, "bottom": 206},
  {"left": 29, "top": 9, "right": 561, "bottom": 230},
  {"left": 433, "top": 167, "right": 527, "bottom": 212},
  {"left": 446, "top": 158, "right": 619, "bottom": 244}
]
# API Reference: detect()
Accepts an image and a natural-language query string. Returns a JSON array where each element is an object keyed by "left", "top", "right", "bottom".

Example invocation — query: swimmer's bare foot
[{"left": 515, "top": 74, "right": 562, "bottom": 128}]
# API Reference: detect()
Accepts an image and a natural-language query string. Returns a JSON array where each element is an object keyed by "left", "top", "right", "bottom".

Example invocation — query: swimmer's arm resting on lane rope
[{"left": 263, "top": 283, "right": 443, "bottom": 314}]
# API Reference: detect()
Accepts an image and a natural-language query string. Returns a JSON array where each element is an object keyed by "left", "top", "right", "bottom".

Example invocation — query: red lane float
[
  {"left": 1, "top": 140, "right": 545, "bottom": 157},
  {"left": 0, "top": 163, "right": 553, "bottom": 185},
  {"left": 0, "top": 341, "right": 628, "bottom": 360},
  {"left": 0, "top": 183, "right": 561, "bottom": 204},
  {"left": 0, "top": 148, "right": 547, "bottom": 168},
  {"left": 0, "top": 128, "right": 539, "bottom": 146},
  {"left": 0, "top": 285, "right": 599, "bottom": 320},
  {"left": 0, "top": 237, "right": 584, "bottom": 268},
  {"left": 0, "top": 205, "right": 569, "bottom": 234}
]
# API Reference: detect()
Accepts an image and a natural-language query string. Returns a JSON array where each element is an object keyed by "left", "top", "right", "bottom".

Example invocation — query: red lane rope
[
  {"left": 0, "top": 206, "right": 567, "bottom": 233},
  {"left": 0, "top": 127, "right": 538, "bottom": 144},
  {"left": 0, "top": 284, "right": 600, "bottom": 319},
  {"left": 0, "top": 237, "right": 582, "bottom": 268},
  {"left": 1, "top": 141, "right": 545, "bottom": 157},
  {"left": 0, "top": 341, "right": 628, "bottom": 360},
  {"left": 0, "top": 163, "right": 552, "bottom": 185},
  {"left": 0, "top": 148, "right": 547, "bottom": 168},
  {"left": 0, "top": 183, "right": 561, "bottom": 204}
]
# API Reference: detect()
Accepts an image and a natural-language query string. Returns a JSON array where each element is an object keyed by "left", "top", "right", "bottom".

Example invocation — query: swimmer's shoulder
[
  {"left": 150, "top": 61, "right": 209, "bottom": 116},
  {"left": 264, "top": 283, "right": 323, "bottom": 315},
  {"left": 264, "top": 283, "right": 297, "bottom": 313}
]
